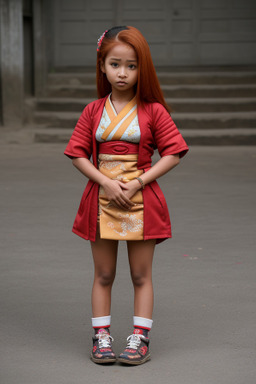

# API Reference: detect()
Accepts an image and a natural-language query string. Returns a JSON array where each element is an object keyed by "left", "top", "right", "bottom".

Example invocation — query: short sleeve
[
  {"left": 64, "top": 104, "right": 93, "bottom": 160},
  {"left": 152, "top": 104, "right": 189, "bottom": 158}
]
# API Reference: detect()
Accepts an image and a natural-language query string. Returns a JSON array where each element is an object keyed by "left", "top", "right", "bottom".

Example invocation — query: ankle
[
  {"left": 133, "top": 316, "right": 153, "bottom": 338},
  {"left": 94, "top": 327, "right": 110, "bottom": 335},
  {"left": 92, "top": 315, "right": 111, "bottom": 335},
  {"left": 133, "top": 327, "right": 149, "bottom": 338}
]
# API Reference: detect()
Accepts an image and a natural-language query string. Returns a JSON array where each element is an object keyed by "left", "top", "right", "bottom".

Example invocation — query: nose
[{"left": 118, "top": 67, "right": 127, "bottom": 78}]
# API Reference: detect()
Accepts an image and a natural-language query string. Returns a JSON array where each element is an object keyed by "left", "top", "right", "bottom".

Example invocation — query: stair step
[
  {"left": 34, "top": 110, "right": 256, "bottom": 130},
  {"left": 162, "top": 84, "right": 256, "bottom": 98},
  {"left": 47, "top": 73, "right": 96, "bottom": 86},
  {"left": 47, "top": 71, "right": 256, "bottom": 86},
  {"left": 46, "top": 85, "right": 97, "bottom": 98},
  {"left": 170, "top": 98, "right": 256, "bottom": 113},
  {"left": 46, "top": 84, "right": 256, "bottom": 98},
  {"left": 172, "top": 111, "right": 256, "bottom": 129},
  {"left": 36, "top": 98, "right": 92, "bottom": 112},
  {"left": 35, "top": 97, "right": 256, "bottom": 113},
  {"left": 34, "top": 127, "right": 256, "bottom": 146},
  {"left": 35, "top": 128, "right": 73, "bottom": 143},
  {"left": 32, "top": 68, "right": 256, "bottom": 145},
  {"left": 158, "top": 71, "right": 256, "bottom": 85},
  {"left": 180, "top": 128, "right": 256, "bottom": 145}
]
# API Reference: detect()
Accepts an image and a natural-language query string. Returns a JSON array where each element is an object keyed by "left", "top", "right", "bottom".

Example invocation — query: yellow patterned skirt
[{"left": 98, "top": 153, "right": 144, "bottom": 240}]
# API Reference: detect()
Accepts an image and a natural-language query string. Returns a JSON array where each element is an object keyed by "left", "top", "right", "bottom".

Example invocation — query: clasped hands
[{"left": 101, "top": 178, "right": 141, "bottom": 210}]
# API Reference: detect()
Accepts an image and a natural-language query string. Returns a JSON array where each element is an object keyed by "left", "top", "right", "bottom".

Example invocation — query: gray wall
[
  {"left": 51, "top": 0, "right": 256, "bottom": 68},
  {"left": 0, "top": 0, "right": 24, "bottom": 127},
  {"left": 1, "top": 0, "right": 256, "bottom": 128},
  {"left": 0, "top": 0, "right": 47, "bottom": 127}
]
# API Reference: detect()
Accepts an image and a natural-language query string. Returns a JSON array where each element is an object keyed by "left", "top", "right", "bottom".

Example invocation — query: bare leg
[
  {"left": 127, "top": 239, "right": 156, "bottom": 319},
  {"left": 90, "top": 224, "right": 119, "bottom": 317}
]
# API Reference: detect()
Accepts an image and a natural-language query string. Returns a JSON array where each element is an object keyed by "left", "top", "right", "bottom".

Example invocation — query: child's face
[{"left": 101, "top": 43, "right": 138, "bottom": 95}]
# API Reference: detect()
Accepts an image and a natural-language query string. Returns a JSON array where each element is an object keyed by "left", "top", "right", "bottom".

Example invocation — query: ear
[{"left": 100, "top": 61, "right": 106, "bottom": 73}]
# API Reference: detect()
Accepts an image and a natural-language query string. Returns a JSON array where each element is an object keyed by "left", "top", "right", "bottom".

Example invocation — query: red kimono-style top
[{"left": 64, "top": 95, "right": 189, "bottom": 244}]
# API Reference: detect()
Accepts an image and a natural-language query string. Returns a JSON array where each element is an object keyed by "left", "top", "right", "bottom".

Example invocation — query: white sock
[
  {"left": 91, "top": 315, "right": 111, "bottom": 329},
  {"left": 133, "top": 316, "right": 153, "bottom": 330}
]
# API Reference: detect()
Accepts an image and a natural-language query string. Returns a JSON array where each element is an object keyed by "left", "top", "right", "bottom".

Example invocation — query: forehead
[{"left": 106, "top": 43, "right": 137, "bottom": 60}]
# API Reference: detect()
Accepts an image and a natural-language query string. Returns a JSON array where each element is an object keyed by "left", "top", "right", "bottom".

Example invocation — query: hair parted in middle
[{"left": 96, "top": 26, "right": 170, "bottom": 112}]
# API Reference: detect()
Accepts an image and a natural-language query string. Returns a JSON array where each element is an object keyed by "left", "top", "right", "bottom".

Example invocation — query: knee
[
  {"left": 130, "top": 271, "right": 150, "bottom": 287},
  {"left": 96, "top": 270, "right": 116, "bottom": 287}
]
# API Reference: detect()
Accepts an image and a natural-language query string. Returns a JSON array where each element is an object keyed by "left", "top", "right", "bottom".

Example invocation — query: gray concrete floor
[{"left": 0, "top": 141, "right": 256, "bottom": 384}]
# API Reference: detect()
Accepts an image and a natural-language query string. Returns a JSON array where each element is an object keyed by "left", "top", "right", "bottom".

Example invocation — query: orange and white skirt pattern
[{"left": 98, "top": 153, "right": 144, "bottom": 240}]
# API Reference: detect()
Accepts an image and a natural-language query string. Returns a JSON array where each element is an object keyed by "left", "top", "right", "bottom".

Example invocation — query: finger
[
  {"left": 117, "top": 201, "right": 131, "bottom": 210},
  {"left": 119, "top": 183, "right": 129, "bottom": 190},
  {"left": 112, "top": 200, "right": 127, "bottom": 210},
  {"left": 120, "top": 193, "right": 135, "bottom": 206},
  {"left": 119, "top": 198, "right": 135, "bottom": 209},
  {"left": 115, "top": 182, "right": 129, "bottom": 191},
  {"left": 110, "top": 197, "right": 127, "bottom": 208},
  {"left": 118, "top": 196, "right": 135, "bottom": 209}
]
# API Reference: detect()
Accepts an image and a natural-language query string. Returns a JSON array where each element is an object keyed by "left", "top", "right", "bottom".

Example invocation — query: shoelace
[
  {"left": 96, "top": 333, "right": 114, "bottom": 349},
  {"left": 126, "top": 334, "right": 144, "bottom": 349}
]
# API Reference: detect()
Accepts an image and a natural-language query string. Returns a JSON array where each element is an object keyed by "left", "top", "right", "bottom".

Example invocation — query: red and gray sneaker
[
  {"left": 118, "top": 329, "right": 150, "bottom": 365},
  {"left": 91, "top": 328, "right": 116, "bottom": 364}
]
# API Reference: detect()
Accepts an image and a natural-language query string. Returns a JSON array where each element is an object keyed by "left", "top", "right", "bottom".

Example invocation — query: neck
[{"left": 111, "top": 88, "right": 136, "bottom": 103}]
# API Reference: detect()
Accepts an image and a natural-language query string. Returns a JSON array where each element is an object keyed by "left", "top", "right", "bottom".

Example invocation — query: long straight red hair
[{"left": 96, "top": 26, "right": 170, "bottom": 112}]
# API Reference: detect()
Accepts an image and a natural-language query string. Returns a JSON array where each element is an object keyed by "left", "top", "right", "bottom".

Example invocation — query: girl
[{"left": 64, "top": 26, "right": 188, "bottom": 365}]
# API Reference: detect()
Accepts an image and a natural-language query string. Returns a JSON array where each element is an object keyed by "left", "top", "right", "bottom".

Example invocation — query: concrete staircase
[{"left": 32, "top": 68, "right": 256, "bottom": 145}]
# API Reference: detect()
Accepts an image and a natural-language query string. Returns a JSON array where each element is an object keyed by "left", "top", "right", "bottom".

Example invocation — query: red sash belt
[{"left": 98, "top": 141, "right": 139, "bottom": 155}]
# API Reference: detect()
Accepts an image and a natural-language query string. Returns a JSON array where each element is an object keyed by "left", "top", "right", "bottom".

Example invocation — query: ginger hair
[{"left": 96, "top": 26, "right": 170, "bottom": 112}]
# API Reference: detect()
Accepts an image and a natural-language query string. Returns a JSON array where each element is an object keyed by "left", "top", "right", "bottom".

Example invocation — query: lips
[{"left": 117, "top": 81, "right": 127, "bottom": 85}]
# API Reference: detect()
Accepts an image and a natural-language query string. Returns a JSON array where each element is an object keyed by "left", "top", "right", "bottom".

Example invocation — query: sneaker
[
  {"left": 118, "top": 333, "right": 150, "bottom": 365},
  {"left": 91, "top": 328, "right": 116, "bottom": 364}
]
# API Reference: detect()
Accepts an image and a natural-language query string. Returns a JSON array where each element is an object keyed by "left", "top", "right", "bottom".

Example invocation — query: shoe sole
[
  {"left": 118, "top": 354, "right": 151, "bottom": 365},
  {"left": 90, "top": 354, "right": 116, "bottom": 364}
]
